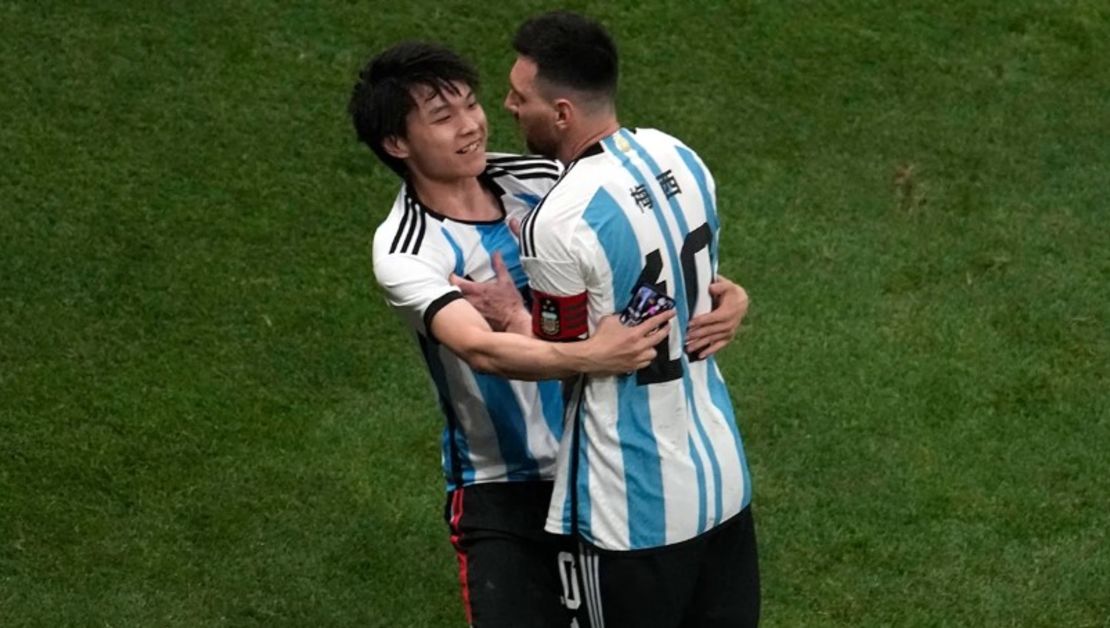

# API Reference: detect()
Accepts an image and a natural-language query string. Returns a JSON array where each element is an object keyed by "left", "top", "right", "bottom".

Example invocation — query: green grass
[{"left": 2, "top": 1, "right": 1108, "bottom": 626}]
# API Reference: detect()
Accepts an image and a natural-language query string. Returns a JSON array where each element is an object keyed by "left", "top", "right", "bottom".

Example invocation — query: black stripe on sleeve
[
  {"left": 521, "top": 209, "right": 535, "bottom": 257},
  {"left": 423, "top": 291, "right": 464, "bottom": 340},
  {"left": 389, "top": 199, "right": 412, "bottom": 254},
  {"left": 491, "top": 168, "right": 560, "bottom": 181},
  {"left": 528, "top": 201, "right": 542, "bottom": 256},
  {"left": 487, "top": 155, "right": 559, "bottom": 169},
  {"left": 488, "top": 161, "right": 560, "bottom": 174},
  {"left": 400, "top": 197, "right": 421, "bottom": 253},
  {"left": 411, "top": 208, "right": 427, "bottom": 254},
  {"left": 522, "top": 187, "right": 546, "bottom": 256}
]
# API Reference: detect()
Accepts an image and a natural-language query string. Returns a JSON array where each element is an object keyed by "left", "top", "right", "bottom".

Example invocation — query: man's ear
[
  {"left": 553, "top": 98, "right": 574, "bottom": 131},
  {"left": 383, "top": 135, "right": 409, "bottom": 160}
]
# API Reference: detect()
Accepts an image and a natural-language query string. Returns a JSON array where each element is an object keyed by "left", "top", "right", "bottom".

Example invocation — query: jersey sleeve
[
  {"left": 520, "top": 200, "right": 590, "bottom": 342},
  {"left": 373, "top": 251, "right": 461, "bottom": 339}
]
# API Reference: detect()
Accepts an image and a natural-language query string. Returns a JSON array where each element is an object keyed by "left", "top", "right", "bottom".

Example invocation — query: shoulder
[
  {"left": 629, "top": 127, "right": 688, "bottom": 151},
  {"left": 524, "top": 158, "right": 598, "bottom": 221},
  {"left": 519, "top": 159, "right": 613, "bottom": 259},
  {"left": 372, "top": 188, "right": 453, "bottom": 277},
  {"left": 373, "top": 186, "right": 450, "bottom": 260},
  {"left": 373, "top": 188, "right": 417, "bottom": 256},
  {"left": 632, "top": 128, "right": 711, "bottom": 171},
  {"left": 539, "top": 149, "right": 616, "bottom": 213},
  {"left": 627, "top": 128, "right": 715, "bottom": 193}
]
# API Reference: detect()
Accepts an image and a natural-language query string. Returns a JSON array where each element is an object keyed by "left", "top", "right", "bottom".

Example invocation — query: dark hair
[
  {"left": 512, "top": 11, "right": 618, "bottom": 100},
  {"left": 348, "top": 42, "right": 479, "bottom": 177}
]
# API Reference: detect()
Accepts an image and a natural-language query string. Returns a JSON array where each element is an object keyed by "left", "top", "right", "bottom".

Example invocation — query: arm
[
  {"left": 455, "top": 255, "right": 748, "bottom": 357},
  {"left": 430, "top": 297, "right": 674, "bottom": 380},
  {"left": 685, "top": 274, "right": 749, "bottom": 359}
]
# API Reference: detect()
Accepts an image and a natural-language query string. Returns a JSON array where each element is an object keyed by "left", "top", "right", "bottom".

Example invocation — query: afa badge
[
  {"left": 540, "top": 298, "right": 560, "bottom": 336},
  {"left": 531, "top": 290, "right": 589, "bottom": 341}
]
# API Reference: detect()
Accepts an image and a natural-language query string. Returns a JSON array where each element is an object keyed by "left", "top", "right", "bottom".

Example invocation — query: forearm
[
  {"left": 460, "top": 329, "right": 589, "bottom": 380},
  {"left": 432, "top": 298, "right": 611, "bottom": 380}
]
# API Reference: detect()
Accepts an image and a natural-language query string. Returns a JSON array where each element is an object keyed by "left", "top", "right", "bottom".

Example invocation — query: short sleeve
[{"left": 373, "top": 252, "right": 461, "bottom": 338}]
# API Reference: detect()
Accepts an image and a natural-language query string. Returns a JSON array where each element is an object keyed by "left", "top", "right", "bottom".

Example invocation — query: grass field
[{"left": 2, "top": 1, "right": 1108, "bottom": 626}]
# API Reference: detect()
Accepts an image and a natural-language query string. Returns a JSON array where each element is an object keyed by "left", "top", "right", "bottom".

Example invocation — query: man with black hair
[
  {"left": 499, "top": 11, "right": 762, "bottom": 627},
  {"left": 349, "top": 42, "right": 746, "bottom": 627}
]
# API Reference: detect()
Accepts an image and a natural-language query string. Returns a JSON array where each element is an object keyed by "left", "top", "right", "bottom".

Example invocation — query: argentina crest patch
[
  {"left": 540, "top": 298, "right": 560, "bottom": 336},
  {"left": 531, "top": 290, "right": 588, "bottom": 341}
]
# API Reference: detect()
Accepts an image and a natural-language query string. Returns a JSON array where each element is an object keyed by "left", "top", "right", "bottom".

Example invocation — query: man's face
[
  {"left": 397, "top": 81, "right": 487, "bottom": 181},
  {"left": 504, "top": 57, "right": 560, "bottom": 158}
]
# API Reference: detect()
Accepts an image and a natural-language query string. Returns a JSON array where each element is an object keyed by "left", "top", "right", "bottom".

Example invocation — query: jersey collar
[{"left": 403, "top": 171, "right": 507, "bottom": 226}]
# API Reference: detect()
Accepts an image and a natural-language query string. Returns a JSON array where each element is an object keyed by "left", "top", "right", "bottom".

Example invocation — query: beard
[{"left": 523, "top": 127, "right": 559, "bottom": 160}]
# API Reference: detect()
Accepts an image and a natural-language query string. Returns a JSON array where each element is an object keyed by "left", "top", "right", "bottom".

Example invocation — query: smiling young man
[
  {"left": 498, "top": 11, "right": 762, "bottom": 627},
  {"left": 349, "top": 42, "right": 679, "bottom": 628}
]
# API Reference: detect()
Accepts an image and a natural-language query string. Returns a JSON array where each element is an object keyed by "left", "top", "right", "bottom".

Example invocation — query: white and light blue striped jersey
[
  {"left": 519, "top": 128, "right": 752, "bottom": 551},
  {"left": 371, "top": 153, "right": 566, "bottom": 492}
]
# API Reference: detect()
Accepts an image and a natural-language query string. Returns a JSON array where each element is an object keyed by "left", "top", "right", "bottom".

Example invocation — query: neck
[
  {"left": 408, "top": 171, "right": 500, "bottom": 221},
  {"left": 558, "top": 114, "right": 621, "bottom": 164}
]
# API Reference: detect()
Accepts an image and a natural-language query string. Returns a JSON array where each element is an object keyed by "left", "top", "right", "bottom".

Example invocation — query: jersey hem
[
  {"left": 447, "top": 475, "right": 557, "bottom": 493},
  {"left": 550, "top": 504, "right": 752, "bottom": 555}
]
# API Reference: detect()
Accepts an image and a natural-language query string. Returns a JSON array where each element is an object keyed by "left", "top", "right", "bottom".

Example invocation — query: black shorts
[
  {"left": 577, "top": 505, "right": 760, "bottom": 628},
  {"left": 445, "top": 481, "right": 588, "bottom": 628}
]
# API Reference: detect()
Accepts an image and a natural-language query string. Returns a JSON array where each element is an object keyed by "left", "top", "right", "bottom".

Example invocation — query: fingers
[
  {"left": 491, "top": 251, "right": 512, "bottom": 284},
  {"left": 707, "top": 280, "right": 730, "bottom": 298},
  {"left": 687, "top": 318, "right": 730, "bottom": 342},
  {"left": 709, "top": 279, "right": 749, "bottom": 310},
  {"left": 686, "top": 334, "right": 729, "bottom": 359},
  {"left": 635, "top": 347, "right": 657, "bottom": 371},
  {"left": 450, "top": 273, "right": 476, "bottom": 294},
  {"left": 636, "top": 308, "right": 676, "bottom": 332},
  {"left": 686, "top": 337, "right": 710, "bottom": 355},
  {"left": 593, "top": 313, "right": 618, "bottom": 329},
  {"left": 691, "top": 286, "right": 746, "bottom": 326},
  {"left": 707, "top": 275, "right": 735, "bottom": 304},
  {"left": 508, "top": 217, "right": 522, "bottom": 238},
  {"left": 689, "top": 307, "right": 728, "bottom": 331},
  {"left": 687, "top": 325, "right": 736, "bottom": 357},
  {"left": 697, "top": 339, "right": 728, "bottom": 360}
]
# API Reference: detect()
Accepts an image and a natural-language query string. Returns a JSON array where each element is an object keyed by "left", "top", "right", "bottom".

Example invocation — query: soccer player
[
  {"left": 499, "top": 11, "right": 762, "bottom": 627},
  {"left": 349, "top": 43, "right": 747, "bottom": 627}
]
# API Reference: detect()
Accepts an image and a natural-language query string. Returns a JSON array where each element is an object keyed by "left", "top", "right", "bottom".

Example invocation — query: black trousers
[
  {"left": 578, "top": 506, "right": 760, "bottom": 628},
  {"left": 445, "top": 481, "right": 587, "bottom": 628}
]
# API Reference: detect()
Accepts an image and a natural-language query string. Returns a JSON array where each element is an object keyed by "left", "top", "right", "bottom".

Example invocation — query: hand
[
  {"left": 449, "top": 252, "right": 528, "bottom": 332},
  {"left": 686, "top": 274, "right": 749, "bottom": 359},
  {"left": 585, "top": 309, "right": 676, "bottom": 375}
]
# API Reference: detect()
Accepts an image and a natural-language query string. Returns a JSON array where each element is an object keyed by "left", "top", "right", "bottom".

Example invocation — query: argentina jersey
[
  {"left": 371, "top": 153, "right": 567, "bottom": 492},
  {"left": 520, "top": 129, "right": 752, "bottom": 551}
]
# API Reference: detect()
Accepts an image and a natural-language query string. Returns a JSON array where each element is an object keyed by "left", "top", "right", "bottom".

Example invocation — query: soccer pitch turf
[{"left": 2, "top": 1, "right": 1108, "bottom": 626}]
